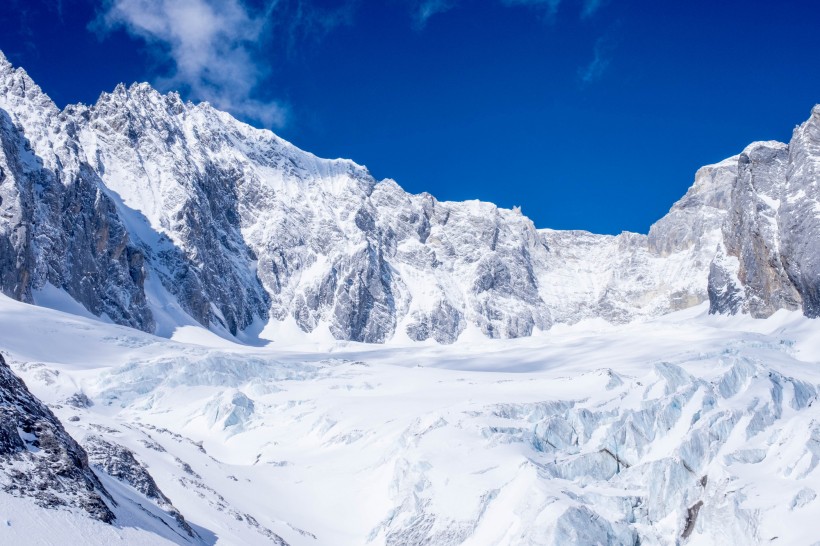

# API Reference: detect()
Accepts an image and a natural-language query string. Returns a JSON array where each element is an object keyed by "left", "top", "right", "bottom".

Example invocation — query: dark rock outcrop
[
  {"left": 0, "top": 353, "right": 115, "bottom": 522},
  {"left": 85, "top": 435, "right": 196, "bottom": 538}
]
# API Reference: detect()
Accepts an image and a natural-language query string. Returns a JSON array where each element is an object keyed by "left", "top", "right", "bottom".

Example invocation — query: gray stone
[{"left": 0, "top": 354, "right": 115, "bottom": 523}]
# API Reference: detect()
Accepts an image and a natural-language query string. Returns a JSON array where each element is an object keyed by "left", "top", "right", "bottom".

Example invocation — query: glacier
[{"left": 1, "top": 294, "right": 819, "bottom": 545}]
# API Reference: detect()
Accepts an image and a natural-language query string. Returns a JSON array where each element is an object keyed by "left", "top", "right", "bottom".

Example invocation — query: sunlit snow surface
[{"left": 1, "top": 293, "right": 819, "bottom": 545}]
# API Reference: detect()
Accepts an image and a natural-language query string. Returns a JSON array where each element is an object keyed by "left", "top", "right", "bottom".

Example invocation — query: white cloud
[
  {"left": 94, "top": 0, "right": 287, "bottom": 127},
  {"left": 410, "top": 0, "right": 609, "bottom": 27},
  {"left": 500, "top": 0, "right": 563, "bottom": 18},
  {"left": 412, "top": 0, "right": 457, "bottom": 28},
  {"left": 578, "top": 34, "right": 612, "bottom": 85},
  {"left": 580, "top": 0, "right": 608, "bottom": 18}
]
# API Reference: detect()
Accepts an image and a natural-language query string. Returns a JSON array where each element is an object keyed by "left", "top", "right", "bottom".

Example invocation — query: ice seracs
[{"left": 2, "top": 294, "right": 820, "bottom": 545}]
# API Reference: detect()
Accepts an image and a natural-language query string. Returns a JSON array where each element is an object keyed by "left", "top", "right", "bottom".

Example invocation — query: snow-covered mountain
[
  {"left": 1, "top": 51, "right": 820, "bottom": 546},
  {"left": 1, "top": 50, "right": 817, "bottom": 345}
]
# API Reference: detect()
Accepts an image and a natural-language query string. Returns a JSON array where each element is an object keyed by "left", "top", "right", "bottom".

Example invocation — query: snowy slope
[
  {"left": 0, "top": 348, "right": 201, "bottom": 545},
  {"left": 1, "top": 293, "right": 819, "bottom": 545}
]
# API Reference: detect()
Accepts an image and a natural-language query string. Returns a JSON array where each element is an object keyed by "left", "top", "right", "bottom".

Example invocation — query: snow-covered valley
[{"left": 1, "top": 293, "right": 819, "bottom": 545}]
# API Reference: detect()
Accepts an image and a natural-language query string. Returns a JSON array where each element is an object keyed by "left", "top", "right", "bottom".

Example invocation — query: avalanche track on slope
[{"left": 1, "top": 293, "right": 819, "bottom": 545}]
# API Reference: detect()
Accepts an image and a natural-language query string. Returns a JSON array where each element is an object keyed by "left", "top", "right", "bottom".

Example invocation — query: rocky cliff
[
  {"left": 0, "top": 353, "right": 115, "bottom": 522},
  {"left": 708, "top": 110, "right": 820, "bottom": 319}
]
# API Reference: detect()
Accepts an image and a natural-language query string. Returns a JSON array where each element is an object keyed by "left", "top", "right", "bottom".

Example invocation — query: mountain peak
[
  {"left": 128, "top": 81, "right": 161, "bottom": 95},
  {"left": 100, "top": 81, "right": 166, "bottom": 104},
  {"left": 0, "top": 50, "right": 60, "bottom": 138},
  {"left": 741, "top": 140, "right": 787, "bottom": 155},
  {"left": 0, "top": 52, "right": 818, "bottom": 346}
]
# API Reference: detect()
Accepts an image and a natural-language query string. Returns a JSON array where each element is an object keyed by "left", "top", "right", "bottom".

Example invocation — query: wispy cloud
[
  {"left": 94, "top": 0, "right": 288, "bottom": 127},
  {"left": 410, "top": 0, "right": 609, "bottom": 26},
  {"left": 578, "top": 32, "right": 615, "bottom": 85},
  {"left": 1, "top": 0, "right": 41, "bottom": 57},
  {"left": 579, "top": 0, "right": 608, "bottom": 19},
  {"left": 500, "top": 0, "right": 562, "bottom": 18},
  {"left": 502, "top": 0, "right": 609, "bottom": 19},
  {"left": 279, "top": 0, "right": 357, "bottom": 55},
  {"left": 411, "top": 0, "right": 457, "bottom": 28}
]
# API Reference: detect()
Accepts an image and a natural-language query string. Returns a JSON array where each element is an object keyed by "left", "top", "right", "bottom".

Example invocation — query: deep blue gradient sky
[{"left": 2, "top": 0, "right": 820, "bottom": 234}]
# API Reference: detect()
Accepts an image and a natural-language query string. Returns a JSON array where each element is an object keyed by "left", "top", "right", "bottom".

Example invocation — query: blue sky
[{"left": 2, "top": 0, "right": 819, "bottom": 234}]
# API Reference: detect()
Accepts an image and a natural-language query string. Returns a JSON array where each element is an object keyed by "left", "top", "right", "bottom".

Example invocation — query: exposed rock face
[
  {"left": 77, "top": 84, "right": 271, "bottom": 334},
  {"left": 780, "top": 106, "right": 820, "bottom": 317},
  {"left": 0, "top": 50, "right": 817, "bottom": 342},
  {"left": 649, "top": 156, "right": 736, "bottom": 258},
  {"left": 0, "top": 110, "right": 31, "bottom": 302},
  {"left": 84, "top": 435, "right": 196, "bottom": 538},
  {"left": 0, "top": 54, "right": 153, "bottom": 331},
  {"left": 0, "top": 354, "right": 115, "bottom": 522},
  {"left": 709, "top": 142, "right": 802, "bottom": 317},
  {"left": 707, "top": 123, "right": 820, "bottom": 318}
]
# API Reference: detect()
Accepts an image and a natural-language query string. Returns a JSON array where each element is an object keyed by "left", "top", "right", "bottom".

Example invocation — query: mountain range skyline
[{"left": 3, "top": 0, "right": 820, "bottom": 235}]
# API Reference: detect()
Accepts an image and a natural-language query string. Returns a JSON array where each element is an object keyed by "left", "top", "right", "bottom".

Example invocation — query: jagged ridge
[{"left": 0, "top": 49, "right": 817, "bottom": 344}]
